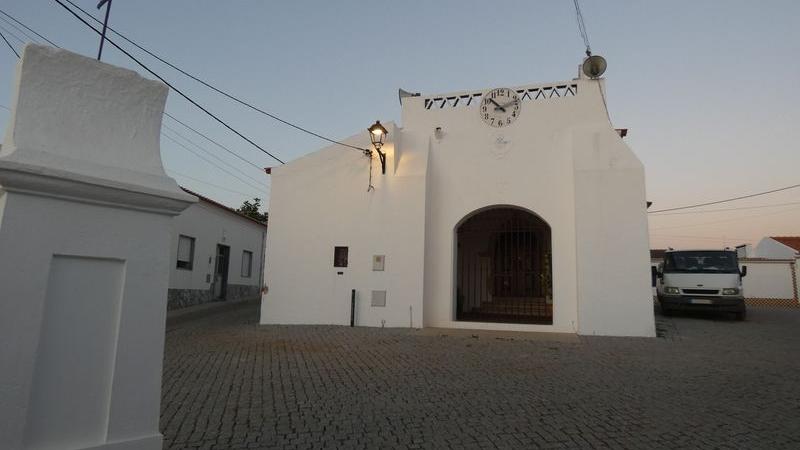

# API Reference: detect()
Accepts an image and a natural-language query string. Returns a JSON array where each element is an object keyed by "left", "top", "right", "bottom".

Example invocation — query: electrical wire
[
  {"left": 650, "top": 234, "right": 753, "bottom": 242},
  {"left": 649, "top": 200, "right": 800, "bottom": 216},
  {"left": 650, "top": 205, "right": 800, "bottom": 231},
  {"left": 573, "top": 0, "right": 591, "bottom": 55},
  {"left": 160, "top": 131, "right": 267, "bottom": 193},
  {"left": 167, "top": 170, "right": 263, "bottom": 198},
  {"left": 0, "top": 14, "right": 43, "bottom": 46},
  {"left": 367, "top": 152, "right": 374, "bottom": 192},
  {"left": 0, "top": 22, "right": 25, "bottom": 45},
  {"left": 648, "top": 183, "right": 800, "bottom": 213},
  {"left": 0, "top": 12, "right": 274, "bottom": 192},
  {"left": 0, "top": 9, "right": 59, "bottom": 47},
  {"left": 163, "top": 112, "right": 265, "bottom": 171},
  {"left": 0, "top": 97, "right": 263, "bottom": 199},
  {"left": 0, "top": 14, "right": 271, "bottom": 184},
  {"left": 161, "top": 124, "right": 266, "bottom": 186},
  {"left": 0, "top": 27, "right": 19, "bottom": 58},
  {"left": 53, "top": 0, "right": 286, "bottom": 165},
  {"left": 60, "top": 0, "right": 367, "bottom": 153}
]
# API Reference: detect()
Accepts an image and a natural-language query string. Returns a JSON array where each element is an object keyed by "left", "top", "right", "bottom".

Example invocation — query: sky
[{"left": 0, "top": 0, "right": 798, "bottom": 250}]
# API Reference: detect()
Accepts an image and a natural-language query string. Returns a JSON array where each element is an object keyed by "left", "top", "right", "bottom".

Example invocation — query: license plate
[{"left": 690, "top": 299, "right": 713, "bottom": 305}]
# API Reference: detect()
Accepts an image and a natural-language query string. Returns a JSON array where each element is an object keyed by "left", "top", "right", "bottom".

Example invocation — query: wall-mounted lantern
[{"left": 368, "top": 120, "right": 388, "bottom": 174}]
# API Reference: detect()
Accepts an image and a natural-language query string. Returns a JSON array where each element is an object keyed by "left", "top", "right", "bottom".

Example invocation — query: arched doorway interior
[{"left": 456, "top": 207, "right": 552, "bottom": 324}]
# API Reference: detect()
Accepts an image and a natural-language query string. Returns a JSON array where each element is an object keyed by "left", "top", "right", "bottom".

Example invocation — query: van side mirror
[{"left": 740, "top": 265, "right": 747, "bottom": 277}]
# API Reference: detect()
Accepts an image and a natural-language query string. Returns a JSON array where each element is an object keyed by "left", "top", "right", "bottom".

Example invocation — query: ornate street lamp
[{"left": 368, "top": 120, "right": 388, "bottom": 174}]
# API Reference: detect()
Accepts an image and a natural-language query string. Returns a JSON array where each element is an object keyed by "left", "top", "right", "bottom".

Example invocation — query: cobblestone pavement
[{"left": 161, "top": 302, "right": 800, "bottom": 449}]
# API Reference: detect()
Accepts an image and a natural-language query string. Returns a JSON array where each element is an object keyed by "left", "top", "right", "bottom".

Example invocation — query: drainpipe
[{"left": 258, "top": 229, "right": 266, "bottom": 296}]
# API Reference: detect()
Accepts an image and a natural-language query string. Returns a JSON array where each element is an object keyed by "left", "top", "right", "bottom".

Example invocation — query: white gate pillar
[{"left": 0, "top": 45, "right": 195, "bottom": 450}]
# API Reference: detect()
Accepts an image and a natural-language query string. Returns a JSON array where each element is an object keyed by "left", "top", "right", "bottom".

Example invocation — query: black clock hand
[{"left": 489, "top": 99, "right": 506, "bottom": 112}]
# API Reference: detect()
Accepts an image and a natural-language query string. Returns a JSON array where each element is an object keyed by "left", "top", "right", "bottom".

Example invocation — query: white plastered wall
[
  {"left": 740, "top": 260, "right": 796, "bottom": 300},
  {"left": 573, "top": 125, "right": 655, "bottom": 336},
  {"left": 169, "top": 200, "right": 266, "bottom": 291},
  {"left": 755, "top": 238, "right": 799, "bottom": 260},
  {"left": 261, "top": 123, "right": 428, "bottom": 328},
  {"left": 262, "top": 74, "right": 654, "bottom": 337},
  {"left": 407, "top": 90, "right": 579, "bottom": 333},
  {"left": 0, "top": 44, "right": 194, "bottom": 450}
]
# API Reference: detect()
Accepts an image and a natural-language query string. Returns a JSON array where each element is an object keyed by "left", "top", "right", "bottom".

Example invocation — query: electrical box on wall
[
  {"left": 371, "top": 290, "right": 386, "bottom": 307},
  {"left": 372, "top": 255, "right": 385, "bottom": 271}
]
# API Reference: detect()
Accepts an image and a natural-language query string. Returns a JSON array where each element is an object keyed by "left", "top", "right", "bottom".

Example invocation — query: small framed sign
[{"left": 372, "top": 254, "right": 385, "bottom": 271}]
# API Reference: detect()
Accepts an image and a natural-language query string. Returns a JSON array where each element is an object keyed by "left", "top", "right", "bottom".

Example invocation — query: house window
[
  {"left": 176, "top": 235, "right": 195, "bottom": 270},
  {"left": 242, "top": 250, "right": 253, "bottom": 278},
  {"left": 334, "top": 246, "right": 348, "bottom": 267}
]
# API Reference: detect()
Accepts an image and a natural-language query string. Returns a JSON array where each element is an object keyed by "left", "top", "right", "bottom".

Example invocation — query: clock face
[{"left": 480, "top": 88, "right": 521, "bottom": 128}]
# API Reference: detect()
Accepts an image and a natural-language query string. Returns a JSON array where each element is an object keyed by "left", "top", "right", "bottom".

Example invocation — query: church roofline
[{"left": 411, "top": 78, "right": 587, "bottom": 111}]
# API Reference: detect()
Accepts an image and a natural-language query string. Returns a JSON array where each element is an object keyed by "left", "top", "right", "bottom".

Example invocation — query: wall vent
[{"left": 371, "top": 290, "right": 386, "bottom": 307}]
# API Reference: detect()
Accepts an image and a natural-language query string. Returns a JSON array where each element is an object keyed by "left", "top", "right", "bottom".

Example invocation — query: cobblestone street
[{"left": 161, "top": 302, "right": 800, "bottom": 449}]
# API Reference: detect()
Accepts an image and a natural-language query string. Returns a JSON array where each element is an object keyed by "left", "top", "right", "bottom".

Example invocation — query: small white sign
[{"left": 373, "top": 254, "right": 385, "bottom": 271}]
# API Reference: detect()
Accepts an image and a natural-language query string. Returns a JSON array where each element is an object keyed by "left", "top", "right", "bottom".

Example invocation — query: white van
[{"left": 655, "top": 249, "right": 747, "bottom": 320}]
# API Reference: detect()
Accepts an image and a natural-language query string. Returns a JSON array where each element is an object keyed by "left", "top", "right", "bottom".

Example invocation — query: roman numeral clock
[{"left": 480, "top": 87, "right": 521, "bottom": 128}]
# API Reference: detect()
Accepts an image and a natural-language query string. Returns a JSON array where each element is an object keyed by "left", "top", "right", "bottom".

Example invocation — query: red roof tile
[
  {"left": 180, "top": 187, "right": 267, "bottom": 226},
  {"left": 771, "top": 236, "right": 800, "bottom": 252}
]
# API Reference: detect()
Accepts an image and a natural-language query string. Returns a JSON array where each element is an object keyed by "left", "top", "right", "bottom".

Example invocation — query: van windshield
[{"left": 663, "top": 251, "right": 740, "bottom": 274}]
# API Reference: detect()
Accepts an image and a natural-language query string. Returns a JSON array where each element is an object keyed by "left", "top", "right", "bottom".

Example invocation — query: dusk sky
[{"left": 1, "top": 1, "right": 798, "bottom": 250}]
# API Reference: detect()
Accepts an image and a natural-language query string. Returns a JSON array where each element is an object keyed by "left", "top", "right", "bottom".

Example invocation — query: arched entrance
[{"left": 455, "top": 207, "right": 552, "bottom": 324}]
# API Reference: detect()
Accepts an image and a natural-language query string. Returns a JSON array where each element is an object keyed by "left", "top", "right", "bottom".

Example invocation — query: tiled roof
[
  {"left": 771, "top": 236, "right": 800, "bottom": 252},
  {"left": 650, "top": 249, "right": 667, "bottom": 259},
  {"left": 180, "top": 187, "right": 267, "bottom": 226}
]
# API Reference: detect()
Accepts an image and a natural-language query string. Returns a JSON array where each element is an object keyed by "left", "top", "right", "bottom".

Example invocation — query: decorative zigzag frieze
[{"left": 423, "top": 83, "right": 578, "bottom": 110}]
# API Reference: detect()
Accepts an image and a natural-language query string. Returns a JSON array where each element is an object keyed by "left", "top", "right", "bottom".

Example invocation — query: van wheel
[{"left": 735, "top": 310, "right": 747, "bottom": 321}]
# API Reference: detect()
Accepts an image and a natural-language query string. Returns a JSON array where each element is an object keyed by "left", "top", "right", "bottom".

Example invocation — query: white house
[
  {"left": 168, "top": 188, "right": 266, "bottom": 309},
  {"left": 261, "top": 68, "right": 655, "bottom": 337},
  {"left": 754, "top": 236, "right": 800, "bottom": 260}
]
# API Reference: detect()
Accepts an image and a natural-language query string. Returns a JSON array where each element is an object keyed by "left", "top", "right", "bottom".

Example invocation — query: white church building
[{"left": 261, "top": 69, "right": 655, "bottom": 337}]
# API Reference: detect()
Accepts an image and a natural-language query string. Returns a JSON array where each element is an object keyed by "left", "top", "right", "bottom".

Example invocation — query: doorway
[
  {"left": 213, "top": 244, "right": 230, "bottom": 300},
  {"left": 455, "top": 207, "right": 552, "bottom": 324}
]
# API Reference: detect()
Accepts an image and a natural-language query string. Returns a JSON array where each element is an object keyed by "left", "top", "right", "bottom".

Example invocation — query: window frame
[
  {"left": 333, "top": 246, "right": 349, "bottom": 268},
  {"left": 176, "top": 235, "right": 195, "bottom": 270},
  {"left": 241, "top": 250, "right": 253, "bottom": 278}
]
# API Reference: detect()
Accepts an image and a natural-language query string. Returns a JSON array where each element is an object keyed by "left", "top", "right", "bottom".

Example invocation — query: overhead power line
[
  {"left": 649, "top": 200, "right": 800, "bottom": 216},
  {"left": 0, "top": 23, "right": 25, "bottom": 45},
  {"left": 161, "top": 124, "right": 265, "bottom": 186},
  {"left": 53, "top": 0, "right": 286, "bottom": 164},
  {"left": 0, "top": 27, "right": 19, "bottom": 58},
  {"left": 572, "top": 0, "right": 592, "bottom": 55},
  {"left": 167, "top": 170, "right": 264, "bottom": 199},
  {"left": 648, "top": 183, "right": 800, "bottom": 214},
  {"left": 650, "top": 234, "right": 753, "bottom": 242},
  {"left": 61, "top": 0, "right": 367, "bottom": 153},
  {"left": 0, "top": 9, "right": 59, "bottom": 47},
  {"left": 0, "top": 9, "right": 267, "bottom": 182},
  {"left": 0, "top": 15, "right": 39, "bottom": 45},
  {"left": 163, "top": 112, "right": 265, "bottom": 171},
  {"left": 650, "top": 205, "right": 800, "bottom": 231},
  {"left": 160, "top": 131, "right": 267, "bottom": 193}
]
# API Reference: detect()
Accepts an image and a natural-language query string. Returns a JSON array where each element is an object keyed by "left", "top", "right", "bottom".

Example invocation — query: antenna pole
[{"left": 96, "top": 0, "right": 112, "bottom": 61}]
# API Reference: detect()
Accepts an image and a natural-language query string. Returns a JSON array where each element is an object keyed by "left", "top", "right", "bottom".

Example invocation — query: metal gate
[{"left": 456, "top": 207, "right": 552, "bottom": 324}]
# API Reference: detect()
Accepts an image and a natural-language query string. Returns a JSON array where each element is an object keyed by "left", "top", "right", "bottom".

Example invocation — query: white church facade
[{"left": 261, "top": 70, "right": 655, "bottom": 337}]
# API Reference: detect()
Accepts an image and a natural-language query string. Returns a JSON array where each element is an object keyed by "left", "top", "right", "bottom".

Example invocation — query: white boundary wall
[
  {"left": 650, "top": 258, "right": 799, "bottom": 305},
  {"left": 740, "top": 259, "right": 797, "bottom": 301}
]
